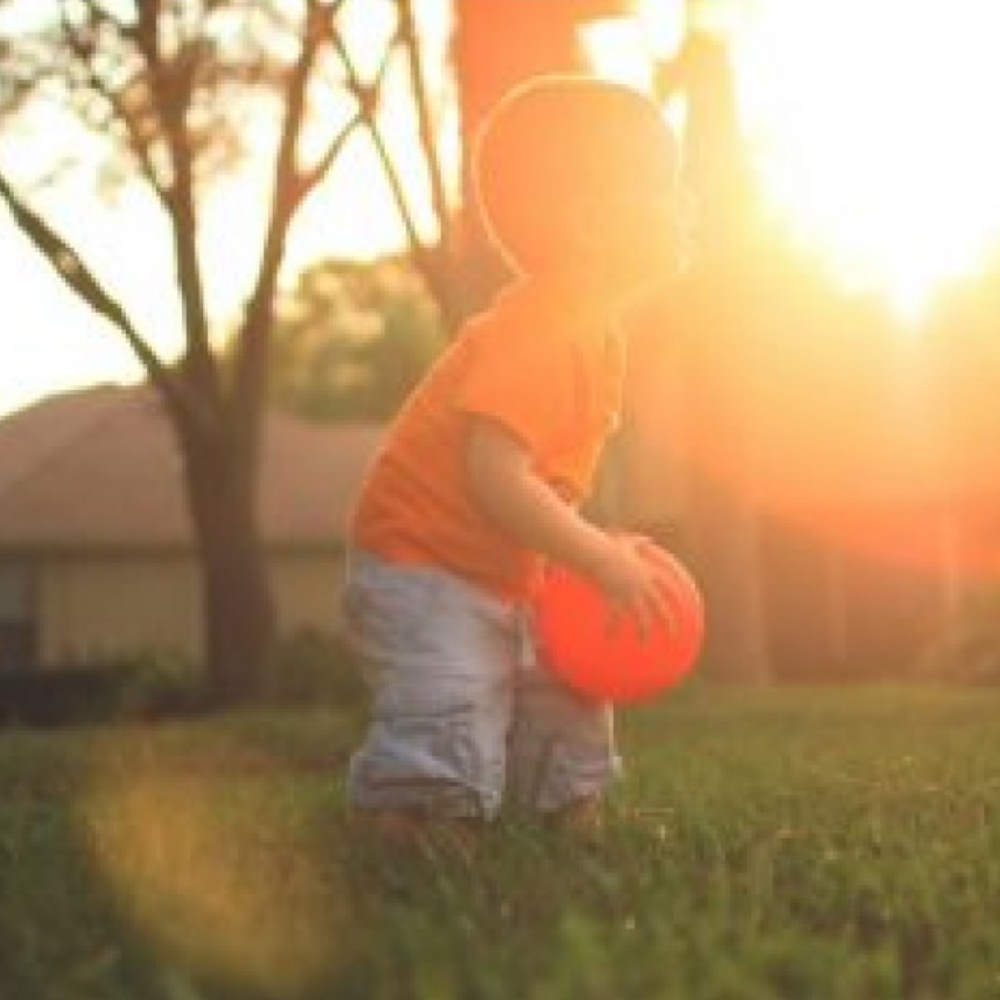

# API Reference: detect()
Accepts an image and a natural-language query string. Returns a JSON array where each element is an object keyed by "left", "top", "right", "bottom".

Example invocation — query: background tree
[
  {"left": 645, "top": 14, "right": 772, "bottom": 683},
  {"left": 0, "top": 0, "right": 454, "bottom": 702},
  {"left": 268, "top": 255, "right": 444, "bottom": 422}
]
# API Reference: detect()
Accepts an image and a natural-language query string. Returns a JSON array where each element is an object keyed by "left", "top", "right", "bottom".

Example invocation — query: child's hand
[{"left": 590, "top": 533, "right": 680, "bottom": 641}]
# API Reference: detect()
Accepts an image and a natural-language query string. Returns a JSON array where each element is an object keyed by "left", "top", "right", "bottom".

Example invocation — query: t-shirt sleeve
[{"left": 455, "top": 325, "right": 579, "bottom": 457}]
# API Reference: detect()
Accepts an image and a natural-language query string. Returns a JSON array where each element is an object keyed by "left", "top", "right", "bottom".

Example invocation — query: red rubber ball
[{"left": 532, "top": 556, "right": 705, "bottom": 703}]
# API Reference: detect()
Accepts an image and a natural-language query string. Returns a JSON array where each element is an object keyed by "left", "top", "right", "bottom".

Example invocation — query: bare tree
[{"left": 0, "top": 0, "right": 454, "bottom": 702}]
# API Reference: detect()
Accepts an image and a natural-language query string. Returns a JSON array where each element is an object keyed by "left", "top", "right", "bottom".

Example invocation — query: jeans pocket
[{"left": 353, "top": 708, "right": 490, "bottom": 816}]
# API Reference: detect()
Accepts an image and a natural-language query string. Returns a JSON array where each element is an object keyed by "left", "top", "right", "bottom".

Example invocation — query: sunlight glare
[
  {"left": 579, "top": 18, "right": 655, "bottom": 93},
  {"left": 579, "top": 3, "right": 687, "bottom": 139},
  {"left": 581, "top": 0, "right": 685, "bottom": 86},
  {"left": 734, "top": 0, "right": 1000, "bottom": 317}
]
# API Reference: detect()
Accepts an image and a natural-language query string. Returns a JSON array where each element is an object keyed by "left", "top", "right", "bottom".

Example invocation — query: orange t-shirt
[{"left": 349, "top": 279, "right": 625, "bottom": 599}]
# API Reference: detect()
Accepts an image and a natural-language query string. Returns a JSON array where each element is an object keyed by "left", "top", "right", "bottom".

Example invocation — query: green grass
[{"left": 5, "top": 685, "right": 1000, "bottom": 999}]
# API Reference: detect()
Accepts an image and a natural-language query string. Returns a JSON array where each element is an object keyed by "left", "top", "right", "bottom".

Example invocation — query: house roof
[{"left": 0, "top": 384, "right": 383, "bottom": 553}]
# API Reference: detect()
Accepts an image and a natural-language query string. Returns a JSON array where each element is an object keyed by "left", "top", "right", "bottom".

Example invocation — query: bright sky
[
  {"left": 590, "top": 0, "right": 1000, "bottom": 320},
  {"left": 5, "top": 0, "right": 1000, "bottom": 417},
  {"left": 737, "top": 0, "right": 1000, "bottom": 320}
]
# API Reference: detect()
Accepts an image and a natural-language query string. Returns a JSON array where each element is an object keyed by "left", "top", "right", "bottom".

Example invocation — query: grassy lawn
[{"left": 5, "top": 685, "right": 1000, "bottom": 999}]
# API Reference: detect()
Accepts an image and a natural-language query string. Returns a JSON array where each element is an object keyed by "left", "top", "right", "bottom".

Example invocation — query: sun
[
  {"left": 735, "top": 0, "right": 1000, "bottom": 319},
  {"left": 585, "top": 0, "right": 1000, "bottom": 320}
]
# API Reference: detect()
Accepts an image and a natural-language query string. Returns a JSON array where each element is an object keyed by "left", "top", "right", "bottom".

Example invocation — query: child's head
[{"left": 474, "top": 75, "right": 679, "bottom": 295}]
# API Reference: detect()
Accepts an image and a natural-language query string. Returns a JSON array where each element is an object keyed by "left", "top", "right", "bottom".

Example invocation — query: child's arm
[{"left": 466, "top": 416, "right": 677, "bottom": 635}]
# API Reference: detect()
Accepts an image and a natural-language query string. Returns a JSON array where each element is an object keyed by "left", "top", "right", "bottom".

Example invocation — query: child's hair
[{"left": 473, "top": 75, "right": 678, "bottom": 276}]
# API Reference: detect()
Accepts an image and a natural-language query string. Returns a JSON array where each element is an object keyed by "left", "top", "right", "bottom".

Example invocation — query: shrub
[
  {"left": 0, "top": 649, "right": 207, "bottom": 727},
  {"left": 259, "top": 627, "right": 367, "bottom": 709},
  {"left": 0, "top": 666, "right": 122, "bottom": 726},
  {"left": 112, "top": 648, "right": 208, "bottom": 720},
  {"left": 0, "top": 630, "right": 367, "bottom": 728}
]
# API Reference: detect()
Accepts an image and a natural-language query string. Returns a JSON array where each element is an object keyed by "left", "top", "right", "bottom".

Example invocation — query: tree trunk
[
  {"left": 691, "top": 476, "right": 771, "bottom": 684},
  {"left": 180, "top": 425, "right": 276, "bottom": 704}
]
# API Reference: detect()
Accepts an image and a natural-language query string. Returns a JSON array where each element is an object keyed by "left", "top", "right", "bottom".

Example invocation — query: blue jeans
[{"left": 344, "top": 549, "right": 620, "bottom": 819}]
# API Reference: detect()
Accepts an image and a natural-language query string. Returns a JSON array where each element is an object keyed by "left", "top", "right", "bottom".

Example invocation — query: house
[{"left": 0, "top": 384, "right": 382, "bottom": 671}]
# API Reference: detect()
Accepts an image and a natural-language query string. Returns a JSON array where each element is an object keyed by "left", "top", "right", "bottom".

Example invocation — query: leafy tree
[
  {"left": 0, "top": 0, "right": 453, "bottom": 702},
  {"left": 268, "top": 255, "right": 444, "bottom": 422}
]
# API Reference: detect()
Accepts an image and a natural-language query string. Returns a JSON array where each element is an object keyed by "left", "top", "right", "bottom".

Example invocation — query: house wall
[
  {"left": 36, "top": 550, "right": 345, "bottom": 668},
  {"left": 271, "top": 552, "right": 347, "bottom": 635}
]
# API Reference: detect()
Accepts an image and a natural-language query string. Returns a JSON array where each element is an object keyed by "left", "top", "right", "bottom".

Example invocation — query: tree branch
[
  {"left": 296, "top": 110, "right": 361, "bottom": 199},
  {"left": 324, "top": 9, "right": 457, "bottom": 325},
  {"left": 132, "top": 0, "right": 161, "bottom": 66},
  {"left": 397, "top": 0, "right": 450, "bottom": 253},
  {"left": 233, "top": 0, "right": 325, "bottom": 447},
  {"left": 327, "top": 23, "right": 424, "bottom": 253},
  {"left": 131, "top": 7, "right": 220, "bottom": 413},
  {"left": 75, "top": 0, "right": 131, "bottom": 35},
  {"left": 51, "top": 0, "right": 223, "bottom": 426},
  {"left": 57, "top": 1, "right": 169, "bottom": 205},
  {"left": 0, "top": 170, "right": 212, "bottom": 435}
]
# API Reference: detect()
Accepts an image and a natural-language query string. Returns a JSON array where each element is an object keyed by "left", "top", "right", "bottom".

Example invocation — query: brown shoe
[
  {"left": 352, "top": 809, "right": 481, "bottom": 864},
  {"left": 547, "top": 795, "right": 605, "bottom": 845}
]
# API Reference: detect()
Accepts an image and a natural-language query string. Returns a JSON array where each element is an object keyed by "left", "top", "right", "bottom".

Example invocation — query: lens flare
[{"left": 734, "top": 0, "right": 1000, "bottom": 318}]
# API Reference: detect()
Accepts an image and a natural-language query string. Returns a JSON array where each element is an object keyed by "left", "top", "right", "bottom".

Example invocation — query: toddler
[{"left": 344, "top": 76, "right": 680, "bottom": 837}]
